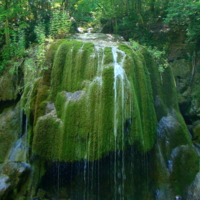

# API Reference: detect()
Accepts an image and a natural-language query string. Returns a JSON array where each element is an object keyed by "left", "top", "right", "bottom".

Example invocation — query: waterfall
[
  {"left": 2, "top": 33, "right": 200, "bottom": 200},
  {"left": 113, "top": 47, "right": 126, "bottom": 138},
  {"left": 28, "top": 36, "right": 199, "bottom": 200},
  {"left": 112, "top": 46, "right": 127, "bottom": 199}
]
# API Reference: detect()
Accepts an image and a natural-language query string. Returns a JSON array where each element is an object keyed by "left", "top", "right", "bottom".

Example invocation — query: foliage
[
  {"left": 49, "top": 10, "right": 72, "bottom": 39},
  {"left": 146, "top": 46, "right": 168, "bottom": 73},
  {"left": 0, "top": 0, "right": 200, "bottom": 73},
  {"left": 24, "top": 58, "right": 36, "bottom": 72},
  {"left": 34, "top": 22, "right": 46, "bottom": 45},
  {"left": 164, "top": 0, "right": 200, "bottom": 43},
  {"left": 0, "top": 30, "right": 26, "bottom": 74},
  {"left": 129, "top": 39, "right": 141, "bottom": 51},
  {"left": 129, "top": 39, "right": 168, "bottom": 73},
  {"left": 34, "top": 21, "right": 48, "bottom": 69}
]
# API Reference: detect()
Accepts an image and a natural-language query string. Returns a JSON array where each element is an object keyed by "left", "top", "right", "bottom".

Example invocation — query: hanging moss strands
[{"left": 31, "top": 40, "right": 190, "bottom": 162}]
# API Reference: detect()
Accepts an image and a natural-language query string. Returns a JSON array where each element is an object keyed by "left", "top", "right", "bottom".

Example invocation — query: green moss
[
  {"left": 50, "top": 41, "right": 71, "bottom": 100},
  {"left": 122, "top": 55, "right": 134, "bottom": 79},
  {"left": 162, "top": 67, "right": 179, "bottom": 110},
  {"left": 103, "top": 47, "right": 113, "bottom": 65},
  {"left": 33, "top": 113, "right": 62, "bottom": 161},
  {"left": 81, "top": 42, "right": 94, "bottom": 75},
  {"left": 33, "top": 83, "right": 49, "bottom": 125},
  {"left": 22, "top": 78, "right": 41, "bottom": 117},
  {"left": 34, "top": 41, "right": 158, "bottom": 160},
  {"left": 55, "top": 91, "right": 68, "bottom": 119},
  {"left": 58, "top": 78, "right": 111, "bottom": 161},
  {"left": 49, "top": 41, "right": 96, "bottom": 94},
  {"left": 22, "top": 77, "right": 49, "bottom": 127},
  {"left": 43, "top": 40, "right": 67, "bottom": 86},
  {"left": 145, "top": 53, "right": 165, "bottom": 117},
  {"left": 60, "top": 89, "right": 94, "bottom": 161},
  {"left": 193, "top": 124, "right": 200, "bottom": 143},
  {"left": 175, "top": 111, "right": 192, "bottom": 144},
  {"left": 82, "top": 42, "right": 94, "bottom": 52},
  {"left": 58, "top": 66, "right": 115, "bottom": 161},
  {"left": 141, "top": 48, "right": 179, "bottom": 120},
  {"left": 45, "top": 39, "right": 66, "bottom": 70},
  {"left": 80, "top": 42, "right": 97, "bottom": 84},
  {"left": 0, "top": 107, "right": 20, "bottom": 163},
  {"left": 101, "top": 66, "right": 115, "bottom": 153},
  {"left": 161, "top": 111, "right": 192, "bottom": 157},
  {"left": 118, "top": 44, "right": 134, "bottom": 57},
  {"left": 0, "top": 70, "right": 17, "bottom": 101},
  {"left": 21, "top": 84, "right": 31, "bottom": 109},
  {"left": 0, "top": 132, "right": 15, "bottom": 163},
  {"left": 31, "top": 39, "right": 192, "bottom": 163},
  {"left": 170, "top": 145, "right": 199, "bottom": 196},
  {"left": 87, "top": 83, "right": 104, "bottom": 160},
  {"left": 61, "top": 41, "right": 85, "bottom": 92},
  {"left": 134, "top": 53, "right": 157, "bottom": 152},
  {"left": 117, "top": 46, "right": 157, "bottom": 153}
]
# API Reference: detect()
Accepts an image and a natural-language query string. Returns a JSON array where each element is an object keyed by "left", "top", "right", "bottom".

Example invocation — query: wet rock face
[
  {"left": 0, "top": 74, "right": 17, "bottom": 101},
  {"left": 170, "top": 145, "right": 199, "bottom": 196},
  {"left": 2, "top": 161, "right": 31, "bottom": 178},
  {"left": 0, "top": 162, "right": 31, "bottom": 199},
  {"left": 192, "top": 123, "right": 200, "bottom": 142},
  {"left": 0, "top": 105, "right": 21, "bottom": 163},
  {"left": 157, "top": 111, "right": 190, "bottom": 154},
  {"left": 187, "top": 172, "right": 200, "bottom": 199},
  {"left": 0, "top": 66, "right": 22, "bottom": 101},
  {"left": 171, "top": 59, "right": 191, "bottom": 80},
  {"left": 8, "top": 135, "right": 28, "bottom": 162},
  {"left": 155, "top": 110, "right": 199, "bottom": 198},
  {"left": 0, "top": 174, "right": 11, "bottom": 197},
  {"left": 171, "top": 58, "right": 200, "bottom": 124}
]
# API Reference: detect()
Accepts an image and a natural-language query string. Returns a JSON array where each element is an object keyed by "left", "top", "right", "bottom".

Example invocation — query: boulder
[
  {"left": 187, "top": 172, "right": 200, "bottom": 199},
  {"left": 0, "top": 161, "right": 31, "bottom": 199},
  {"left": 0, "top": 174, "right": 11, "bottom": 197}
]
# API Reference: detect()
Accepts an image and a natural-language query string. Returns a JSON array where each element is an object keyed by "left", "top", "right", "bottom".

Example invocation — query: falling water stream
[
  {"left": 37, "top": 35, "right": 178, "bottom": 200},
  {"left": 112, "top": 47, "right": 126, "bottom": 200}
]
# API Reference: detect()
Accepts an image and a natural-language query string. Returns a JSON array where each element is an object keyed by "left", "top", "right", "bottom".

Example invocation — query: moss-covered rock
[
  {"left": 32, "top": 41, "right": 158, "bottom": 161},
  {"left": 0, "top": 68, "right": 20, "bottom": 101},
  {"left": 170, "top": 145, "right": 199, "bottom": 196},
  {"left": 0, "top": 105, "right": 21, "bottom": 163},
  {"left": 30, "top": 40, "right": 195, "bottom": 166},
  {"left": 154, "top": 109, "right": 198, "bottom": 198},
  {"left": 187, "top": 172, "right": 200, "bottom": 199},
  {"left": 0, "top": 35, "right": 196, "bottom": 199},
  {"left": 0, "top": 161, "right": 31, "bottom": 200},
  {"left": 33, "top": 111, "right": 62, "bottom": 161},
  {"left": 170, "top": 57, "right": 200, "bottom": 124},
  {"left": 157, "top": 110, "right": 191, "bottom": 158},
  {"left": 192, "top": 122, "right": 200, "bottom": 143}
]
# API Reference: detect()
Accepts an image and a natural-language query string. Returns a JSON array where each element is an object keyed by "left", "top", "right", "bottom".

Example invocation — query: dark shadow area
[
  {"left": 0, "top": 94, "right": 21, "bottom": 114},
  {"left": 39, "top": 146, "right": 155, "bottom": 200}
]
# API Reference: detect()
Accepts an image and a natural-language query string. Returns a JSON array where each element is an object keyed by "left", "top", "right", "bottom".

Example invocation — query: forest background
[{"left": 0, "top": 0, "right": 200, "bottom": 73}]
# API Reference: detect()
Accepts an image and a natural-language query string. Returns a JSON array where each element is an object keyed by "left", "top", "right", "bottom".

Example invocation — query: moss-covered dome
[{"left": 25, "top": 39, "right": 191, "bottom": 163}]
